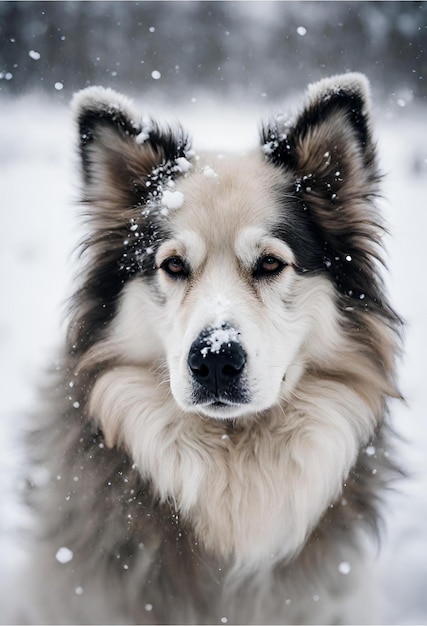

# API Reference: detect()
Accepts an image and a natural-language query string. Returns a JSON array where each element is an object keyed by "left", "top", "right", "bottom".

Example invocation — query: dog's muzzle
[{"left": 187, "top": 325, "right": 248, "bottom": 407}]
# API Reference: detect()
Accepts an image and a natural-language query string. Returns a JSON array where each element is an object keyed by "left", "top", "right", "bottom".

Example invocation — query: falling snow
[
  {"left": 338, "top": 561, "right": 351, "bottom": 575},
  {"left": 55, "top": 547, "right": 74, "bottom": 564},
  {"left": 365, "top": 445, "right": 376, "bottom": 456}
]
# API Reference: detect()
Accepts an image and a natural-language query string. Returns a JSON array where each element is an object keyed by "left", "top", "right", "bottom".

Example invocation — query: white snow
[
  {"left": 175, "top": 156, "right": 192, "bottom": 173},
  {"left": 161, "top": 189, "right": 185, "bottom": 210},
  {"left": 365, "top": 445, "right": 376, "bottom": 456},
  {"left": 211, "top": 296, "right": 232, "bottom": 327},
  {"left": 262, "top": 141, "right": 277, "bottom": 155},
  {"left": 338, "top": 561, "right": 351, "bottom": 575},
  {"left": 55, "top": 546, "right": 74, "bottom": 564},
  {"left": 203, "top": 165, "right": 218, "bottom": 178},
  {"left": 200, "top": 327, "right": 240, "bottom": 357},
  {"left": 135, "top": 116, "right": 154, "bottom": 144},
  {"left": 135, "top": 130, "right": 149, "bottom": 144},
  {"left": 0, "top": 95, "right": 426, "bottom": 624}
]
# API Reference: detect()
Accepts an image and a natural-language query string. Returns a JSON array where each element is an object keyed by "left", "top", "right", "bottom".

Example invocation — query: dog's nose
[{"left": 188, "top": 329, "right": 246, "bottom": 396}]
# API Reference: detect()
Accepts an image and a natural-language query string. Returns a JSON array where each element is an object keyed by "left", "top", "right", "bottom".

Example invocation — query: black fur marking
[
  {"left": 70, "top": 209, "right": 174, "bottom": 357},
  {"left": 261, "top": 124, "right": 298, "bottom": 171},
  {"left": 70, "top": 218, "right": 169, "bottom": 356},
  {"left": 271, "top": 180, "right": 400, "bottom": 323},
  {"left": 131, "top": 124, "right": 192, "bottom": 210},
  {"left": 146, "top": 125, "right": 191, "bottom": 168},
  {"left": 70, "top": 251, "right": 126, "bottom": 355},
  {"left": 272, "top": 194, "right": 325, "bottom": 273}
]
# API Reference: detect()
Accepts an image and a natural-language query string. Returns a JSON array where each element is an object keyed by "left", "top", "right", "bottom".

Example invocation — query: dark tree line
[{"left": 0, "top": 1, "right": 425, "bottom": 103}]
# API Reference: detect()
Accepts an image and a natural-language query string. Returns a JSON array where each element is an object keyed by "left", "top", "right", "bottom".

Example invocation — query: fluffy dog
[{"left": 24, "top": 74, "right": 401, "bottom": 624}]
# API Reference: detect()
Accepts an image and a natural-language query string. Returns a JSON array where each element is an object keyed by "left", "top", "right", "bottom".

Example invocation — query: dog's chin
[{"left": 194, "top": 401, "right": 254, "bottom": 420}]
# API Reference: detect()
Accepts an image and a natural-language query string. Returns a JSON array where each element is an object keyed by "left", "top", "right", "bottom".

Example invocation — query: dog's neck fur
[{"left": 88, "top": 362, "right": 375, "bottom": 575}]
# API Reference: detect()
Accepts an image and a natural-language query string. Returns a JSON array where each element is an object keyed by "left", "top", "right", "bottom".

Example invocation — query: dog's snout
[{"left": 188, "top": 329, "right": 246, "bottom": 396}]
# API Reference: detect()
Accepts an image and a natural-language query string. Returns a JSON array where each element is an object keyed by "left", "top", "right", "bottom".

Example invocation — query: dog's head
[{"left": 72, "top": 75, "right": 393, "bottom": 422}]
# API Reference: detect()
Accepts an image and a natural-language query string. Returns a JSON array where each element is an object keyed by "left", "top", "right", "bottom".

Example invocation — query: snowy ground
[{"left": 0, "top": 93, "right": 426, "bottom": 624}]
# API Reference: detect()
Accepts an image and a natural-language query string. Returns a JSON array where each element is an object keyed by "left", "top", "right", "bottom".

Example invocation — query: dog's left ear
[
  {"left": 262, "top": 74, "right": 389, "bottom": 305},
  {"left": 262, "top": 73, "right": 378, "bottom": 197}
]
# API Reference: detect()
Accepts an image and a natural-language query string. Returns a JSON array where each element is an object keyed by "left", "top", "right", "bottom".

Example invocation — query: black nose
[{"left": 188, "top": 329, "right": 246, "bottom": 396}]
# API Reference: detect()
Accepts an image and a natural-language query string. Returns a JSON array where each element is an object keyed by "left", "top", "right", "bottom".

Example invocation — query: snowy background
[{"left": 1, "top": 2, "right": 426, "bottom": 623}]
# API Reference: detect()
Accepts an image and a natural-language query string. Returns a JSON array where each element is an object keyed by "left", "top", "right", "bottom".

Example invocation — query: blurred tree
[{"left": 0, "top": 1, "right": 425, "bottom": 102}]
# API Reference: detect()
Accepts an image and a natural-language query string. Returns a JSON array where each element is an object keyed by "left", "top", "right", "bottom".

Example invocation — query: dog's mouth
[
  {"left": 194, "top": 397, "right": 252, "bottom": 420},
  {"left": 206, "top": 399, "right": 241, "bottom": 412}
]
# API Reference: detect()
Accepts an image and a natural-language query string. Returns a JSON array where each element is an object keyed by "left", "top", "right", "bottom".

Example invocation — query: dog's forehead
[{"left": 170, "top": 151, "right": 287, "bottom": 243}]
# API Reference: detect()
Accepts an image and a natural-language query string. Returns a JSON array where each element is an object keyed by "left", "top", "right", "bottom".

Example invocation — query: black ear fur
[
  {"left": 72, "top": 86, "right": 191, "bottom": 207},
  {"left": 261, "top": 73, "right": 375, "bottom": 176},
  {"left": 76, "top": 96, "right": 140, "bottom": 185},
  {"left": 293, "top": 88, "right": 371, "bottom": 164}
]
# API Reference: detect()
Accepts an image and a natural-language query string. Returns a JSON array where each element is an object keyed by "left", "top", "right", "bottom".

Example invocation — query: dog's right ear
[{"left": 72, "top": 86, "right": 191, "bottom": 210}]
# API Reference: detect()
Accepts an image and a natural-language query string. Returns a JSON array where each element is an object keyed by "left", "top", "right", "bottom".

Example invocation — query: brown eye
[
  {"left": 254, "top": 255, "right": 286, "bottom": 279},
  {"left": 160, "top": 256, "right": 189, "bottom": 279},
  {"left": 261, "top": 256, "right": 281, "bottom": 272}
]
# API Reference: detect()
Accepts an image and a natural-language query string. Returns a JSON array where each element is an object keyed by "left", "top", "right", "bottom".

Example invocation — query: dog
[{"left": 23, "top": 74, "right": 401, "bottom": 624}]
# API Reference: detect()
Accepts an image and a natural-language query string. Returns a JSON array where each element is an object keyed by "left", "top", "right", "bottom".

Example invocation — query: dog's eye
[
  {"left": 160, "top": 256, "right": 189, "bottom": 279},
  {"left": 254, "top": 255, "right": 286, "bottom": 279}
]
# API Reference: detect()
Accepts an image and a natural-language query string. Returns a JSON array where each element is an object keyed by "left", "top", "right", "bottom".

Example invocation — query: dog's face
[
  {"left": 139, "top": 154, "right": 334, "bottom": 419},
  {"left": 73, "top": 76, "right": 387, "bottom": 422}
]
